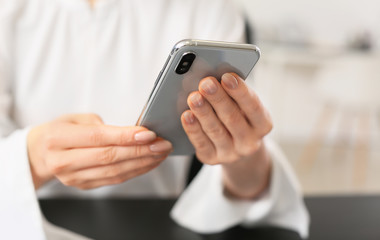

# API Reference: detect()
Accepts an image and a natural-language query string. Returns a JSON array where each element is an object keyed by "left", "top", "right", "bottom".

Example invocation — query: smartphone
[{"left": 136, "top": 39, "right": 260, "bottom": 155}]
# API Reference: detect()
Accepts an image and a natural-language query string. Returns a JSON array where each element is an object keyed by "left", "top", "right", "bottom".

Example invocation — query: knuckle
[
  {"left": 263, "top": 117, "right": 273, "bottom": 135},
  {"left": 193, "top": 140, "right": 212, "bottom": 153},
  {"left": 44, "top": 135, "right": 58, "bottom": 150},
  {"left": 103, "top": 165, "right": 121, "bottom": 178},
  {"left": 134, "top": 145, "right": 144, "bottom": 157},
  {"left": 206, "top": 125, "right": 228, "bottom": 139},
  {"left": 184, "top": 124, "right": 198, "bottom": 135},
  {"left": 88, "top": 127, "right": 104, "bottom": 145},
  {"left": 211, "top": 94, "right": 225, "bottom": 105},
  {"left": 97, "top": 147, "right": 117, "bottom": 165},
  {"left": 237, "top": 85, "right": 250, "bottom": 99},
  {"left": 118, "top": 130, "right": 132, "bottom": 145},
  {"left": 47, "top": 161, "right": 67, "bottom": 175},
  {"left": 250, "top": 95, "right": 262, "bottom": 113},
  {"left": 89, "top": 113, "right": 102, "bottom": 121},
  {"left": 225, "top": 108, "right": 242, "bottom": 126}
]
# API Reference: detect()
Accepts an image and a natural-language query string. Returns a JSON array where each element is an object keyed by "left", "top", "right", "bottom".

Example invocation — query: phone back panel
[{"left": 137, "top": 40, "right": 260, "bottom": 155}]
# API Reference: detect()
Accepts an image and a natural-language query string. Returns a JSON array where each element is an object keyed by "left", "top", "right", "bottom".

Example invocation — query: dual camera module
[{"left": 175, "top": 52, "right": 196, "bottom": 74}]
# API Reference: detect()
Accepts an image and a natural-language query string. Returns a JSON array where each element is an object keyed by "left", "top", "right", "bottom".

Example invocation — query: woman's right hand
[{"left": 27, "top": 114, "right": 172, "bottom": 190}]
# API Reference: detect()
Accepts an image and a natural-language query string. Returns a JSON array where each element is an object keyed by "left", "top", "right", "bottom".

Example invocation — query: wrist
[
  {"left": 28, "top": 159, "right": 49, "bottom": 189},
  {"left": 27, "top": 127, "right": 52, "bottom": 189},
  {"left": 222, "top": 142, "right": 272, "bottom": 199}
]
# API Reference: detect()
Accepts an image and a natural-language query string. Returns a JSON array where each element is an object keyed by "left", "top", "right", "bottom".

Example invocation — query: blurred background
[{"left": 233, "top": 0, "right": 380, "bottom": 195}]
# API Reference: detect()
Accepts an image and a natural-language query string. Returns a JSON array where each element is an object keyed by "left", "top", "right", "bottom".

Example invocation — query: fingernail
[
  {"left": 222, "top": 73, "right": 238, "bottom": 89},
  {"left": 149, "top": 140, "right": 172, "bottom": 152},
  {"left": 200, "top": 78, "right": 217, "bottom": 95},
  {"left": 190, "top": 93, "right": 204, "bottom": 107},
  {"left": 184, "top": 111, "right": 195, "bottom": 124},
  {"left": 134, "top": 131, "right": 156, "bottom": 142}
]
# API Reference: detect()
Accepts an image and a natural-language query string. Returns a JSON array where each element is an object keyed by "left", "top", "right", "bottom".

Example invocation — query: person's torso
[
  {"left": 10, "top": 0, "right": 214, "bottom": 198},
  {"left": 7, "top": 0, "right": 241, "bottom": 198}
]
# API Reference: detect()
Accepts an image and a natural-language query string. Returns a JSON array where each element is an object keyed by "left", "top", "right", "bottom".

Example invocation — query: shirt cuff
[
  {"left": 170, "top": 138, "right": 309, "bottom": 238},
  {"left": 42, "top": 216, "right": 93, "bottom": 240},
  {"left": 0, "top": 128, "right": 46, "bottom": 239}
]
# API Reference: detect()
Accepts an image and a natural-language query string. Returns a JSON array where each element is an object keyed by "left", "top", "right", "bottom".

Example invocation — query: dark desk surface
[
  {"left": 40, "top": 195, "right": 380, "bottom": 240},
  {"left": 305, "top": 195, "right": 380, "bottom": 240}
]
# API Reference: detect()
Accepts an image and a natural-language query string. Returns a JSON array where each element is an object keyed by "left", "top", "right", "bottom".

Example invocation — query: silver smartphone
[{"left": 136, "top": 39, "right": 261, "bottom": 155}]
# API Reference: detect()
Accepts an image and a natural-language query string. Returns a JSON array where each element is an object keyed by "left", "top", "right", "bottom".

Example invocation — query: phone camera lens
[{"left": 175, "top": 53, "right": 196, "bottom": 74}]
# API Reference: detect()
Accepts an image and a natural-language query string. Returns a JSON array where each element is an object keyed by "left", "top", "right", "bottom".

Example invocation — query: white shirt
[{"left": 0, "top": 0, "right": 309, "bottom": 239}]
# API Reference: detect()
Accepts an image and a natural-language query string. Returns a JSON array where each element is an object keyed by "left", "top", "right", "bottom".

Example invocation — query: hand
[
  {"left": 181, "top": 73, "right": 272, "bottom": 199},
  {"left": 27, "top": 114, "right": 173, "bottom": 190}
]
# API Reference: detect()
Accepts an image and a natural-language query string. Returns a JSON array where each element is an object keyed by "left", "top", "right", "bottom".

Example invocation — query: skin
[
  {"left": 181, "top": 73, "right": 273, "bottom": 199},
  {"left": 88, "top": 0, "right": 96, "bottom": 8},
  {"left": 28, "top": 72, "right": 272, "bottom": 200},
  {"left": 28, "top": 0, "right": 273, "bottom": 199},
  {"left": 28, "top": 114, "right": 173, "bottom": 189}
]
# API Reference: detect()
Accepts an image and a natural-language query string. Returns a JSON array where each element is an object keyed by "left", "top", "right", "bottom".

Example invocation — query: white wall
[{"left": 233, "top": 0, "right": 380, "bottom": 50}]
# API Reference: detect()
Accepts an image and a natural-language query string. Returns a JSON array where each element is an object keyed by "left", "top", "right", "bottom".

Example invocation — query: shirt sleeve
[
  {"left": 0, "top": 1, "right": 47, "bottom": 239},
  {"left": 170, "top": 0, "right": 309, "bottom": 238},
  {"left": 171, "top": 138, "right": 309, "bottom": 238}
]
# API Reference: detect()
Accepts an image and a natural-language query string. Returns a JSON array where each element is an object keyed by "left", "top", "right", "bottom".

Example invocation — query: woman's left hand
[{"left": 181, "top": 73, "right": 273, "bottom": 199}]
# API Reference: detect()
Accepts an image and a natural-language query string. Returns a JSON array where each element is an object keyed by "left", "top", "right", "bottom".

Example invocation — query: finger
[
  {"left": 65, "top": 154, "right": 166, "bottom": 186},
  {"left": 50, "top": 139, "right": 173, "bottom": 172},
  {"left": 187, "top": 92, "right": 234, "bottom": 157},
  {"left": 70, "top": 160, "right": 162, "bottom": 190},
  {"left": 57, "top": 113, "right": 104, "bottom": 125},
  {"left": 77, "top": 155, "right": 166, "bottom": 182},
  {"left": 46, "top": 124, "right": 158, "bottom": 149},
  {"left": 221, "top": 73, "right": 273, "bottom": 135},
  {"left": 181, "top": 110, "right": 216, "bottom": 162},
  {"left": 198, "top": 76, "right": 254, "bottom": 146}
]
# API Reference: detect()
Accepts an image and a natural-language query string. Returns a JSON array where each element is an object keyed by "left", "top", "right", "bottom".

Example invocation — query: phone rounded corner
[
  {"left": 171, "top": 39, "right": 196, "bottom": 55},
  {"left": 254, "top": 45, "right": 261, "bottom": 58}
]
